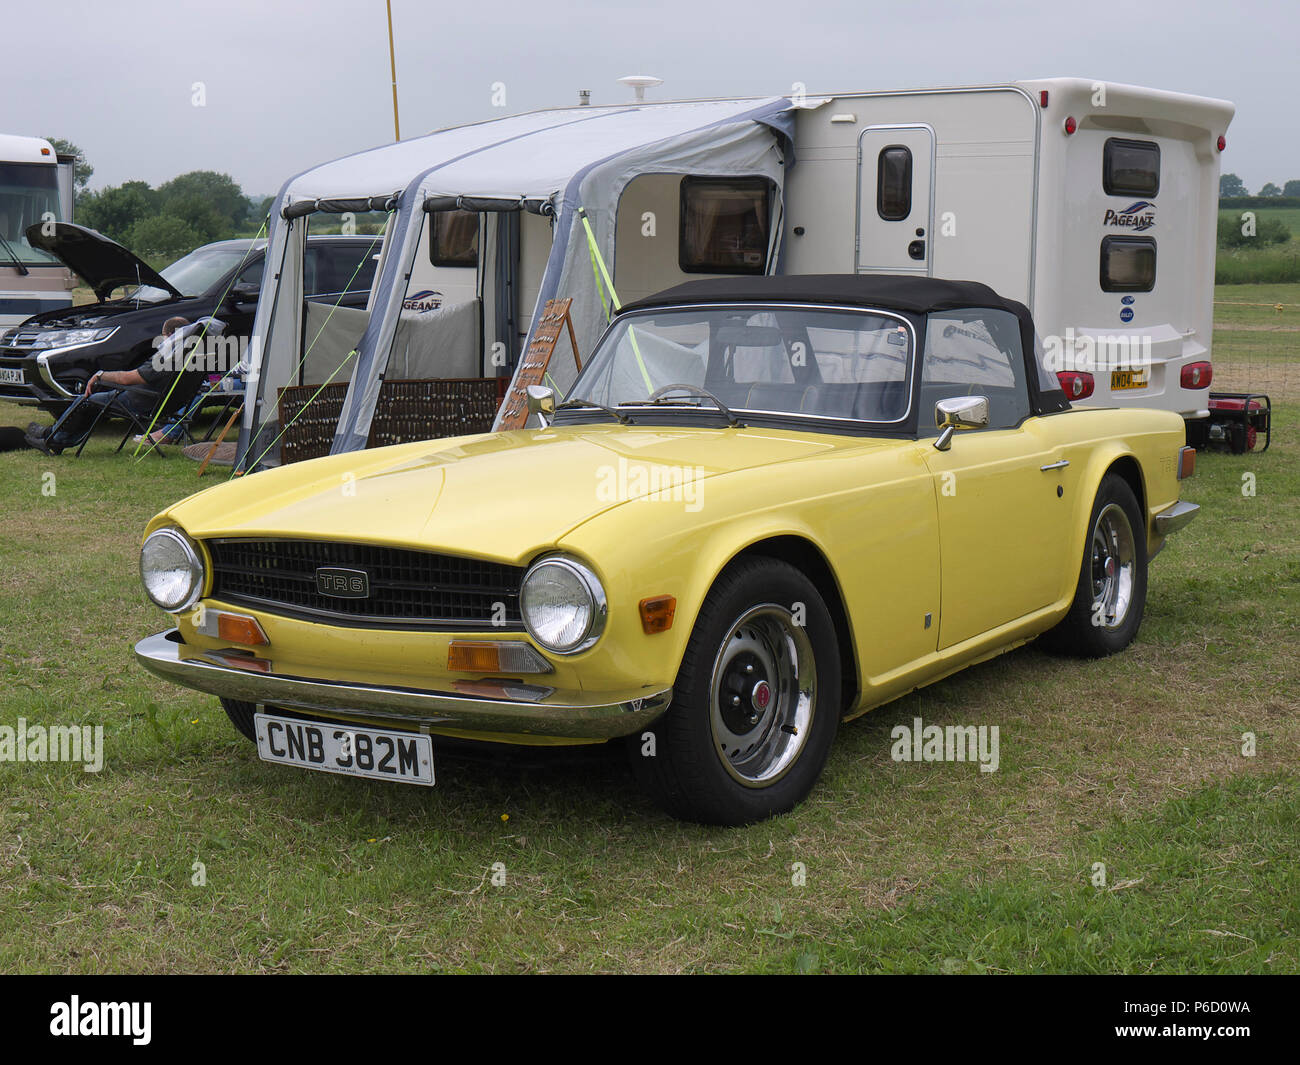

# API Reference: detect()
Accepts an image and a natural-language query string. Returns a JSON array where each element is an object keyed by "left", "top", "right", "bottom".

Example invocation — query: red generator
[{"left": 1185, "top": 392, "right": 1271, "bottom": 454}]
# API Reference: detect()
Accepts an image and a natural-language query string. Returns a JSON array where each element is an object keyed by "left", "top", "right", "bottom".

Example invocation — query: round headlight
[
  {"left": 140, "top": 527, "right": 205, "bottom": 613},
  {"left": 520, "top": 556, "right": 607, "bottom": 654}
]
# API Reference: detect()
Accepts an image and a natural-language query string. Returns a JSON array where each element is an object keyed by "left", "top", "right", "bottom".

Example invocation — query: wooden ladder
[{"left": 496, "top": 297, "right": 580, "bottom": 430}]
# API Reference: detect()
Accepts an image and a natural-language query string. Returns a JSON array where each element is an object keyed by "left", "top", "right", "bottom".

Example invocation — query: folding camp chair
[{"left": 70, "top": 366, "right": 211, "bottom": 458}]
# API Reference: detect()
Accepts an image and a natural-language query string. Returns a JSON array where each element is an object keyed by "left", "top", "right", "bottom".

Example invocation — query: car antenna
[{"left": 134, "top": 261, "right": 141, "bottom": 309}]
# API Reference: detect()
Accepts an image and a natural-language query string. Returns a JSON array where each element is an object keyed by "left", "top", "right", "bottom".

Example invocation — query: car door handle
[{"left": 1040, "top": 459, "right": 1070, "bottom": 471}]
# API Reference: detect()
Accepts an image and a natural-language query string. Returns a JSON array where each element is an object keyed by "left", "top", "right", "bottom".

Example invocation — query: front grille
[{"left": 206, "top": 538, "right": 524, "bottom": 630}]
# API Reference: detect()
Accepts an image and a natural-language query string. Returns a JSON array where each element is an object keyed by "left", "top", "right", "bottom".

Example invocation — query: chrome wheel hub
[
  {"left": 708, "top": 605, "right": 817, "bottom": 787},
  {"left": 1090, "top": 503, "right": 1135, "bottom": 629}
]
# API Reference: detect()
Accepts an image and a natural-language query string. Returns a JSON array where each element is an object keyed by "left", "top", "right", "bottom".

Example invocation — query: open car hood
[{"left": 24, "top": 222, "right": 184, "bottom": 303}]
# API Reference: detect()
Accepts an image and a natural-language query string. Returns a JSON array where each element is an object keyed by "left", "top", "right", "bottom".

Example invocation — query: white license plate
[
  {"left": 0, "top": 367, "right": 23, "bottom": 385},
  {"left": 254, "top": 712, "right": 435, "bottom": 786}
]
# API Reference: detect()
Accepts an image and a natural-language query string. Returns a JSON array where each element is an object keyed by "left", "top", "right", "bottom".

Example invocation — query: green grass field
[
  {"left": 1217, "top": 207, "right": 1300, "bottom": 285},
  {"left": 1, "top": 297, "right": 1297, "bottom": 973}
]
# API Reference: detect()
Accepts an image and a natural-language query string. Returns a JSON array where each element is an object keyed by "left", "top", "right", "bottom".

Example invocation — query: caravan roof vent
[{"left": 618, "top": 75, "right": 663, "bottom": 102}]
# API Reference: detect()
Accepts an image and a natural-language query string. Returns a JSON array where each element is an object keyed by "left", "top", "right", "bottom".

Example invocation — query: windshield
[
  {"left": 567, "top": 304, "right": 913, "bottom": 424},
  {"left": 132, "top": 244, "right": 257, "bottom": 301},
  {"left": 0, "top": 162, "right": 63, "bottom": 265}
]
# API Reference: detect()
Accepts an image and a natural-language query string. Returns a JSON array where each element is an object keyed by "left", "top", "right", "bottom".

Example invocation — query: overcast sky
[{"left": 2, "top": 0, "right": 1294, "bottom": 196}]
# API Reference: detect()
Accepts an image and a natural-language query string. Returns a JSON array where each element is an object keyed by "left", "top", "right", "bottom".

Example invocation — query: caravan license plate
[
  {"left": 254, "top": 712, "right": 435, "bottom": 786},
  {"left": 0, "top": 367, "right": 23, "bottom": 385},
  {"left": 1111, "top": 369, "right": 1148, "bottom": 390}
]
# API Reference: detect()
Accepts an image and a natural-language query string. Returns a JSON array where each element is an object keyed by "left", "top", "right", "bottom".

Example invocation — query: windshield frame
[
  {"left": 128, "top": 242, "right": 260, "bottom": 302},
  {"left": 557, "top": 301, "right": 922, "bottom": 437}
]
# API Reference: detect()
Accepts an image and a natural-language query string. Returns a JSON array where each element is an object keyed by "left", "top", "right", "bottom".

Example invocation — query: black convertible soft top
[
  {"left": 619, "top": 273, "right": 1027, "bottom": 320},
  {"left": 617, "top": 273, "right": 1070, "bottom": 417}
]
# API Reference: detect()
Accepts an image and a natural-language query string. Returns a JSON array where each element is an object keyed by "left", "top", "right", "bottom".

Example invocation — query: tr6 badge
[{"left": 316, "top": 567, "right": 370, "bottom": 598}]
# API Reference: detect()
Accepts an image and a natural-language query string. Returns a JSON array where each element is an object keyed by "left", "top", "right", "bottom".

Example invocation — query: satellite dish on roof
[{"left": 618, "top": 75, "right": 663, "bottom": 102}]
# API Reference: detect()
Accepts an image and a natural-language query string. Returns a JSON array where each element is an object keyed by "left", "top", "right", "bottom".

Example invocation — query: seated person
[{"left": 25, "top": 316, "right": 224, "bottom": 455}]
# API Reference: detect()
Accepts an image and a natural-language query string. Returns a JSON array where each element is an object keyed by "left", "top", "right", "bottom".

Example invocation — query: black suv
[{"left": 0, "top": 223, "right": 380, "bottom": 413}]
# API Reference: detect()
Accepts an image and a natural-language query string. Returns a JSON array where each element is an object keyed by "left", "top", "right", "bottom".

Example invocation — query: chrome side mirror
[
  {"left": 526, "top": 385, "right": 556, "bottom": 428},
  {"left": 933, "top": 395, "right": 989, "bottom": 451}
]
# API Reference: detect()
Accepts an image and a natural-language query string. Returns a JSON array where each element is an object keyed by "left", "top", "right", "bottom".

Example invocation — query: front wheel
[
  {"left": 220, "top": 697, "right": 258, "bottom": 742},
  {"left": 1042, "top": 473, "right": 1147, "bottom": 657},
  {"left": 629, "top": 557, "right": 841, "bottom": 825}
]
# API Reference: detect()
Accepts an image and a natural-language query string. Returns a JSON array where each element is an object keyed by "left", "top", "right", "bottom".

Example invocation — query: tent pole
[{"left": 387, "top": 0, "right": 401, "bottom": 141}]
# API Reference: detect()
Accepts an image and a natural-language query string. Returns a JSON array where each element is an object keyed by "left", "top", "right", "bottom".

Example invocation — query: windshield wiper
[
  {"left": 642, "top": 383, "right": 745, "bottom": 428},
  {"left": 0, "top": 235, "right": 30, "bottom": 276},
  {"left": 555, "top": 397, "right": 634, "bottom": 424}
]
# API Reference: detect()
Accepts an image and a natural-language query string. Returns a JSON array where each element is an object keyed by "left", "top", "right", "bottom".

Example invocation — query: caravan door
[{"left": 856, "top": 125, "right": 934, "bottom": 275}]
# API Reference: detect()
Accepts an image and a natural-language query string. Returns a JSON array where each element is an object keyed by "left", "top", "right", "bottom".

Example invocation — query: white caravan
[
  {"left": 0, "top": 134, "right": 77, "bottom": 329},
  {"left": 237, "top": 78, "right": 1232, "bottom": 468}
]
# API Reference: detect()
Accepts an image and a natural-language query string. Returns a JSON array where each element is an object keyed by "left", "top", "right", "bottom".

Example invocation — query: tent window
[
  {"left": 430, "top": 209, "right": 479, "bottom": 268},
  {"left": 1103, "top": 138, "right": 1160, "bottom": 197},
  {"left": 1100, "top": 236, "right": 1157, "bottom": 292},
  {"left": 877, "top": 146, "right": 912, "bottom": 221},
  {"left": 679, "top": 176, "right": 771, "bottom": 275}
]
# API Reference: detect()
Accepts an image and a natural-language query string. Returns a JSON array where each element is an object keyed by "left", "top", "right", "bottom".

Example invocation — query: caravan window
[
  {"left": 876, "top": 146, "right": 913, "bottom": 221},
  {"left": 1103, "top": 138, "right": 1160, "bottom": 197},
  {"left": 430, "top": 210, "right": 479, "bottom": 268},
  {"left": 678, "top": 176, "right": 771, "bottom": 275},
  {"left": 1100, "top": 236, "right": 1157, "bottom": 292}
]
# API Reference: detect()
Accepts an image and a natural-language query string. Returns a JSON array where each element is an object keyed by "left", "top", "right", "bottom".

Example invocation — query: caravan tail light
[
  {"left": 1217, "top": 135, "right": 1226, "bottom": 152},
  {"left": 1064, "top": 116, "right": 1077, "bottom": 135},
  {"left": 1040, "top": 90, "right": 1049, "bottom": 108},
  {"left": 1057, "top": 370, "right": 1094, "bottom": 400},
  {"left": 1181, "top": 362, "right": 1213, "bottom": 389}
]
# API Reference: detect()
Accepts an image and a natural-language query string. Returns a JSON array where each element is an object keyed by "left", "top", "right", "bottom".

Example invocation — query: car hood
[
  {"left": 163, "top": 424, "right": 886, "bottom": 564},
  {"left": 25, "top": 222, "right": 183, "bottom": 303}
]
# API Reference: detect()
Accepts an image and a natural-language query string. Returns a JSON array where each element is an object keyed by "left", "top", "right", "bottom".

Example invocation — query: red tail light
[
  {"left": 1057, "top": 370, "right": 1094, "bottom": 400},
  {"left": 1064, "top": 116, "right": 1077, "bottom": 134},
  {"left": 1180, "top": 362, "right": 1213, "bottom": 389}
]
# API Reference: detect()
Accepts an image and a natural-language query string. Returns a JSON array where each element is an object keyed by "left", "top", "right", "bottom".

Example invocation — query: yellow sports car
[{"left": 134, "top": 275, "right": 1198, "bottom": 824}]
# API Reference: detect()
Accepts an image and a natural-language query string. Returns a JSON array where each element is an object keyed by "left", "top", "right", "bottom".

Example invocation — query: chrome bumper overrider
[
  {"left": 134, "top": 630, "right": 672, "bottom": 739},
  {"left": 1153, "top": 500, "right": 1200, "bottom": 537}
]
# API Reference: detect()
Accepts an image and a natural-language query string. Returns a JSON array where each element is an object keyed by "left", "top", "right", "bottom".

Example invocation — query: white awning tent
[{"left": 236, "top": 97, "right": 799, "bottom": 468}]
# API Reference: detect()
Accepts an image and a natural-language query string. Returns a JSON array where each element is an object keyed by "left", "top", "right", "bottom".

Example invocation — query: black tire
[
  {"left": 629, "top": 557, "right": 841, "bottom": 825},
  {"left": 220, "top": 698, "right": 258, "bottom": 743},
  {"left": 1041, "top": 473, "right": 1147, "bottom": 658}
]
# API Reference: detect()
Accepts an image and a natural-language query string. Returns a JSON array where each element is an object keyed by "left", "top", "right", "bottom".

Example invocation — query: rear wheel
[
  {"left": 630, "top": 557, "right": 841, "bottom": 825},
  {"left": 1042, "top": 473, "right": 1147, "bottom": 657},
  {"left": 220, "top": 698, "right": 258, "bottom": 742}
]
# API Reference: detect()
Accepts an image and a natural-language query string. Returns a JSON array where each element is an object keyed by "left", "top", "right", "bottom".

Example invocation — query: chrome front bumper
[
  {"left": 134, "top": 630, "right": 672, "bottom": 740},
  {"left": 1153, "top": 500, "right": 1200, "bottom": 536}
]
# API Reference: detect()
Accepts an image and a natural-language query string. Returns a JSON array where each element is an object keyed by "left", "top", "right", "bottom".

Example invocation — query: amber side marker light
[
  {"left": 196, "top": 610, "right": 269, "bottom": 646},
  {"left": 639, "top": 595, "right": 677, "bottom": 634},
  {"left": 447, "top": 641, "right": 552, "bottom": 674},
  {"left": 1178, "top": 446, "right": 1196, "bottom": 480}
]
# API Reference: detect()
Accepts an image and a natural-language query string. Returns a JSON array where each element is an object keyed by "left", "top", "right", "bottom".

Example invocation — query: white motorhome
[
  {"left": 237, "top": 78, "right": 1232, "bottom": 468},
  {"left": 0, "top": 134, "right": 77, "bottom": 330}
]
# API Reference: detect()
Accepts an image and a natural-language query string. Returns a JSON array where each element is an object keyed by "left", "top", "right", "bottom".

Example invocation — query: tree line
[
  {"left": 45, "top": 137, "right": 271, "bottom": 263},
  {"left": 1220, "top": 173, "right": 1300, "bottom": 198}
]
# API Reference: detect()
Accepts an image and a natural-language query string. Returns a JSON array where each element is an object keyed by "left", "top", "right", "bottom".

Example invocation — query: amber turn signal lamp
[
  {"left": 216, "top": 613, "right": 268, "bottom": 646},
  {"left": 639, "top": 595, "right": 676, "bottom": 634},
  {"left": 1178, "top": 446, "right": 1196, "bottom": 481},
  {"left": 448, "top": 642, "right": 502, "bottom": 672},
  {"left": 447, "top": 641, "right": 552, "bottom": 674}
]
